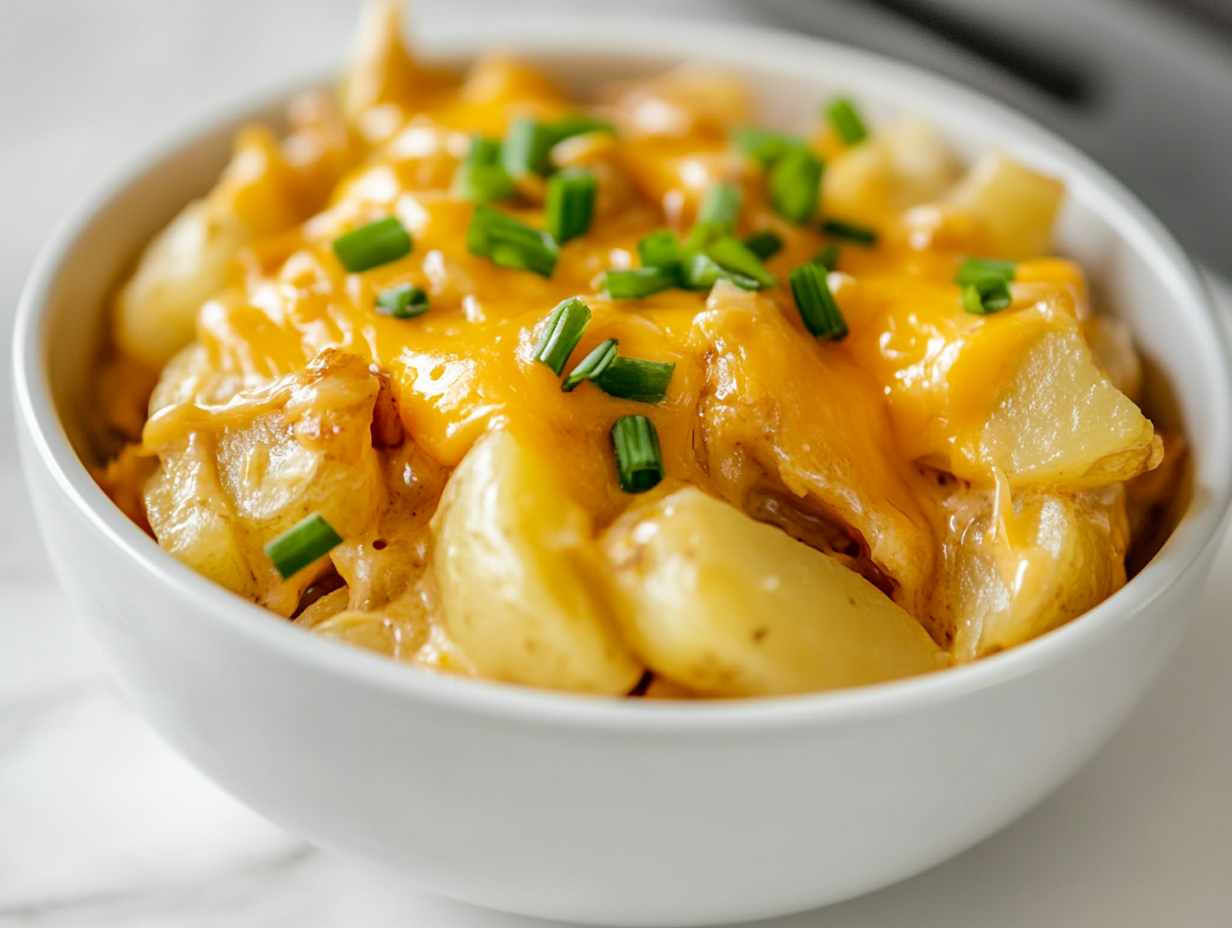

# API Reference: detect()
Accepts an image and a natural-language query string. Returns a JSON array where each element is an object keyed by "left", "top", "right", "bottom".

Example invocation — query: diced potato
[
  {"left": 114, "top": 201, "right": 250, "bottom": 369},
  {"left": 938, "top": 475, "right": 1129, "bottom": 660},
  {"left": 974, "top": 323, "right": 1162, "bottom": 487},
  {"left": 822, "top": 118, "right": 961, "bottom": 225},
  {"left": 603, "top": 488, "right": 947, "bottom": 697},
  {"left": 610, "top": 67, "right": 750, "bottom": 138},
  {"left": 143, "top": 350, "right": 386, "bottom": 615},
  {"left": 948, "top": 151, "right": 1064, "bottom": 259},
  {"left": 429, "top": 428, "right": 643, "bottom": 695},
  {"left": 1083, "top": 313, "right": 1143, "bottom": 403},
  {"left": 340, "top": 0, "right": 423, "bottom": 131}
]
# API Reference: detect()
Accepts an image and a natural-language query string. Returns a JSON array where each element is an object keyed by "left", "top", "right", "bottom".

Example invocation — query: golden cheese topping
[{"left": 96, "top": 2, "right": 1172, "bottom": 696}]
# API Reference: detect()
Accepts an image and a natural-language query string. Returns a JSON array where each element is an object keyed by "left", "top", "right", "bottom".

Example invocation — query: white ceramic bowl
[{"left": 13, "top": 20, "right": 1232, "bottom": 927}]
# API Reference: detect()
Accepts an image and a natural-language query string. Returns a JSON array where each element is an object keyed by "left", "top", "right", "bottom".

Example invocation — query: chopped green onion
[
  {"left": 375, "top": 283, "right": 429, "bottom": 319},
  {"left": 962, "top": 277, "right": 1013, "bottom": 315},
  {"left": 605, "top": 266, "right": 678, "bottom": 300},
  {"left": 467, "top": 204, "right": 559, "bottom": 277},
  {"left": 696, "top": 181, "right": 743, "bottom": 231},
  {"left": 265, "top": 513, "right": 342, "bottom": 580},
  {"left": 705, "top": 235, "right": 777, "bottom": 289},
  {"left": 826, "top": 96, "right": 869, "bottom": 146},
  {"left": 812, "top": 243, "right": 839, "bottom": 270},
  {"left": 769, "top": 147, "right": 824, "bottom": 225},
  {"left": 532, "top": 297, "right": 592, "bottom": 375},
  {"left": 502, "top": 117, "right": 558, "bottom": 178},
  {"left": 550, "top": 113, "right": 616, "bottom": 141},
  {"left": 451, "top": 135, "right": 514, "bottom": 204},
  {"left": 332, "top": 217, "right": 412, "bottom": 273},
  {"left": 789, "top": 262, "right": 848, "bottom": 340},
  {"left": 744, "top": 230, "right": 783, "bottom": 261},
  {"left": 562, "top": 338, "right": 619, "bottom": 392},
  {"left": 731, "top": 127, "right": 803, "bottom": 170},
  {"left": 638, "top": 229, "right": 683, "bottom": 272},
  {"left": 545, "top": 168, "right": 597, "bottom": 244},
  {"left": 680, "top": 252, "right": 759, "bottom": 291},
  {"left": 955, "top": 257, "right": 1017, "bottom": 286},
  {"left": 822, "top": 219, "right": 877, "bottom": 246},
  {"left": 597, "top": 357, "right": 676, "bottom": 405},
  {"left": 610, "top": 415, "right": 664, "bottom": 493}
]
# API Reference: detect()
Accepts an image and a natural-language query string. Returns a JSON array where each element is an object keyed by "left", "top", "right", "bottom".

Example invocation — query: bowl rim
[{"left": 13, "top": 16, "right": 1232, "bottom": 733}]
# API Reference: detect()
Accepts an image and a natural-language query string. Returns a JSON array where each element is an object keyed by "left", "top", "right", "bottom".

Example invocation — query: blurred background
[{"left": 2, "top": 2, "right": 1231, "bottom": 925}]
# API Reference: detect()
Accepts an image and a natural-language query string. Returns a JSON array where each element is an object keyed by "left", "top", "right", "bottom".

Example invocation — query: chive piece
[
  {"left": 545, "top": 168, "right": 597, "bottom": 244},
  {"left": 826, "top": 96, "right": 869, "bottom": 146},
  {"left": 375, "top": 283, "right": 430, "bottom": 319},
  {"left": 610, "top": 415, "right": 664, "bottom": 493},
  {"left": 705, "top": 235, "right": 777, "bottom": 289},
  {"left": 332, "top": 217, "right": 413, "bottom": 273},
  {"left": 696, "top": 181, "right": 743, "bottom": 230},
  {"left": 502, "top": 117, "right": 558, "bottom": 178},
  {"left": 532, "top": 297, "right": 592, "bottom": 375},
  {"left": 812, "top": 243, "right": 840, "bottom": 270},
  {"left": 467, "top": 205, "right": 559, "bottom": 277},
  {"left": 769, "top": 147, "right": 824, "bottom": 225},
  {"left": 731, "top": 127, "right": 802, "bottom": 170},
  {"left": 680, "top": 252, "right": 759, "bottom": 291},
  {"left": 606, "top": 267, "right": 678, "bottom": 300},
  {"left": 638, "top": 229, "right": 683, "bottom": 272},
  {"left": 597, "top": 357, "right": 676, "bottom": 405},
  {"left": 563, "top": 338, "right": 619, "bottom": 392},
  {"left": 789, "top": 262, "right": 848, "bottom": 340},
  {"left": 962, "top": 277, "right": 1013, "bottom": 315},
  {"left": 265, "top": 513, "right": 343, "bottom": 580},
  {"left": 452, "top": 135, "right": 514, "bottom": 204},
  {"left": 550, "top": 114, "right": 616, "bottom": 142},
  {"left": 955, "top": 257, "right": 1017, "bottom": 286},
  {"left": 744, "top": 230, "right": 783, "bottom": 261},
  {"left": 822, "top": 219, "right": 878, "bottom": 246}
]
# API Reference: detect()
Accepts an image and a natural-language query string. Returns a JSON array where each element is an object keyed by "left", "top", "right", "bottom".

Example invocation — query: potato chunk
[
  {"left": 429, "top": 428, "right": 643, "bottom": 695},
  {"left": 948, "top": 152, "right": 1064, "bottom": 259},
  {"left": 603, "top": 489, "right": 946, "bottom": 697}
]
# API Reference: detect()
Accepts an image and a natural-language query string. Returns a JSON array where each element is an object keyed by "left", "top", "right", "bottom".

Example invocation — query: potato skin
[
  {"left": 602, "top": 488, "right": 947, "bottom": 697},
  {"left": 429, "top": 428, "right": 643, "bottom": 695}
]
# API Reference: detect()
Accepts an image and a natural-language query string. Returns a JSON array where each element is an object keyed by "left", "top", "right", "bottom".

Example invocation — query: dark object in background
[{"left": 761, "top": 0, "right": 1232, "bottom": 280}]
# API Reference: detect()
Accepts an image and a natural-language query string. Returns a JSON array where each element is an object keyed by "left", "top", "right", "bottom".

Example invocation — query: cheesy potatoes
[{"left": 94, "top": 3, "right": 1179, "bottom": 698}]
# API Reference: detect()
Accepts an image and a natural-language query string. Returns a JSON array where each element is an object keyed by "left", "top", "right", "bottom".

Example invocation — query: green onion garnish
[
  {"left": 605, "top": 267, "right": 678, "bottom": 300},
  {"left": 697, "top": 181, "right": 743, "bottom": 229},
  {"left": 375, "top": 283, "right": 429, "bottom": 319},
  {"left": 562, "top": 338, "right": 619, "bottom": 392},
  {"left": 826, "top": 96, "right": 869, "bottom": 146},
  {"left": 597, "top": 357, "right": 676, "bottom": 405},
  {"left": 680, "top": 252, "right": 758, "bottom": 291},
  {"left": 532, "top": 297, "right": 592, "bottom": 375},
  {"left": 452, "top": 135, "right": 514, "bottom": 204},
  {"left": 265, "top": 513, "right": 343, "bottom": 580},
  {"left": 769, "top": 147, "right": 824, "bottom": 225},
  {"left": 610, "top": 415, "right": 664, "bottom": 493},
  {"left": 705, "top": 235, "right": 777, "bottom": 289},
  {"left": 638, "top": 229, "right": 683, "bottom": 272},
  {"left": 332, "top": 217, "right": 413, "bottom": 273},
  {"left": 744, "top": 230, "right": 783, "bottom": 261},
  {"left": 822, "top": 219, "right": 877, "bottom": 246},
  {"left": 467, "top": 204, "right": 559, "bottom": 277},
  {"left": 812, "top": 243, "right": 839, "bottom": 270},
  {"left": 789, "top": 262, "right": 848, "bottom": 340},
  {"left": 502, "top": 117, "right": 558, "bottom": 178},
  {"left": 962, "top": 277, "right": 1013, "bottom": 315},
  {"left": 955, "top": 257, "right": 1017, "bottom": 286},
  {"left": 550, "top": 113, "right": 616, "bottom": 141},
  {"left": 731, "top": 127, "right": 803, "bottom": 170},
  {"left": 545, "top": 168, "right": 597, "bottom": 244}
]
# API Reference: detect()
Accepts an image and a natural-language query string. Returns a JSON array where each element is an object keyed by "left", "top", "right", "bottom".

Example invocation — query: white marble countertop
[{"left": 3, "top": 2, "right": 1231, "bottom": 925}]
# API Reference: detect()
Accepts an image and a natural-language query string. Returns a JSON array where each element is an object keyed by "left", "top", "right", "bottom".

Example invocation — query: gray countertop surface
[{"left": 2, "top": 2, "right": 1230, "bottom": 925}]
